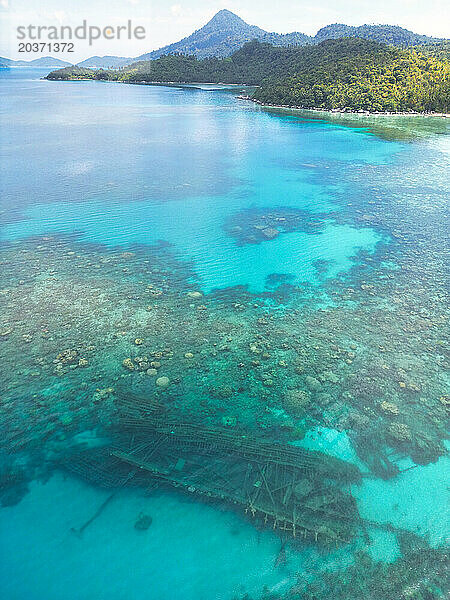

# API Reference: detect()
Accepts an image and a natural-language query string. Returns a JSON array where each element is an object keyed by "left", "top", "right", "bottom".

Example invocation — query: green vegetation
[
  {"left": 47, "top": 66, "right": 95, "bottom": 80},
  {"left": 254, "top": 39, "right": 450, "bottom": 113},
  {"left": 47, "top": 38, "right": 450, "bottom": 113},
  {"left": 415, "top": 40, "right": 450, "bottom": 61},
  {"left": 314, "top": 23, "right": 442, "bottom": 47},
  {"left": 136, "top": 9, "right": 311, "bottom": 61},
  {"left": 47, "top": 10, "right": 446, "bottom": 68},
  {"left": 120, "top": 10, "right": 445, "bottom": 61}
]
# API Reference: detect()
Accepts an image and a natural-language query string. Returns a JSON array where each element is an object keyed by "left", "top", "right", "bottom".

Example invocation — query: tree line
[{"left": 47, "top": 38, "right": 450, "bottom": 113}]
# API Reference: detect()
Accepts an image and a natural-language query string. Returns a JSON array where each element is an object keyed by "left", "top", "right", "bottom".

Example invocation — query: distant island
[
  {"left": 46, "top": 38, "right": 450, "bottom": 114},
  {"left": 0, "top": 56, "right": 71, "bottom": 68}
]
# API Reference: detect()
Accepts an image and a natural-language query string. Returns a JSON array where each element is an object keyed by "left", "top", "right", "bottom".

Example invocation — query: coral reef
[
  {"left": 224, "top": 207, "right": 329, "bottom": 246},
  {"left": 0, "top": 220, "right": 447, "bottom": 486},
  {"left": 0, "top": 143, "right": 448, "bottom": 597}
]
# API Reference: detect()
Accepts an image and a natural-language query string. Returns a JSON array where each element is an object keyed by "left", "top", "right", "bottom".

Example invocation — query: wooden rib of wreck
[{"left": 62, "top": 396, "right": 363, "bottom": 545}]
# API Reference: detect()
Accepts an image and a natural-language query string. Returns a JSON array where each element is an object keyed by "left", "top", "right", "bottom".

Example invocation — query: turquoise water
[
  {"left": 2, "top": 199, "right": 380, "bottom": 292},
  {"left": 0, "top": 69, "right": 394, "bottom": 292},
  {"left": 0, "top": 68, "right": 449, "bottom": 600}
]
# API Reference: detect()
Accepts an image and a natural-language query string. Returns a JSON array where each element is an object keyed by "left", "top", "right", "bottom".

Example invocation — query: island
[{"left": 46, "top": 38, "right": 450, "bottom": 114}]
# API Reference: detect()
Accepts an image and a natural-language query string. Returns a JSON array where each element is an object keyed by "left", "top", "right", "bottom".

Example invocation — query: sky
[{"left": 1, "top": 0, "right": 449, "bottom": 62}]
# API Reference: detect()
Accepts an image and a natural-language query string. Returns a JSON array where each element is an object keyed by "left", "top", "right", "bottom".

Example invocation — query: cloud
[{"left": 0, "top": 0, "right": 9, "bottom": 10}]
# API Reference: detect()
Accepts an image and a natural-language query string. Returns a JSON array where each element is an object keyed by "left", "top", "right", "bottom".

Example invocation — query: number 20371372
[{"left": 18, "top": 42, "right": 74, "bottom": 52}]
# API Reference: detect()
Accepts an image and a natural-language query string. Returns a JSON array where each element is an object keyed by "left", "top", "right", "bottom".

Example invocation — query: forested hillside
[
  {"left": 314, "top": 24, "right": 442, "bottom": 46},
  {"left": 47, "top": 39, "right": 450, "bottom": 113},
  {"left": 53, "top": 10, "right": 447, "bottom": 68},
  {"left": 253, "top": 39, "right": 450, "bottom": 112}
]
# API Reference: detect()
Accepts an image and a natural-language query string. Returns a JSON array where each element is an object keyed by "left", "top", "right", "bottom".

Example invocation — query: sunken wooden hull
[{"left": 62, "top": 397, "right": 362, "bottom": 545}]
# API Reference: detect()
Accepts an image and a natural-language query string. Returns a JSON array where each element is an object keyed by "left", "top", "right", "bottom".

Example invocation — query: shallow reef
[
  {"left": 238, "top": 535, "right": 449, "bottom": 600},
  {"left": 0, "top": 135, "right": 448, "bottom": 596},
  {"left": 0, "top": 206, "right": 447, "bottom": 504},
  {"left": 224, "top": 207, "right": 330, "bottom": 246}
]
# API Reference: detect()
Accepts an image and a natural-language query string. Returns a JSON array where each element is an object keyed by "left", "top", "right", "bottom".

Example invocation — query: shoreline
[
  {"left": 44, "top": 77, "right": 450, "bottom": 118},
  {"left": 238, "top": 95, "right": 450, "bottom": 118}
]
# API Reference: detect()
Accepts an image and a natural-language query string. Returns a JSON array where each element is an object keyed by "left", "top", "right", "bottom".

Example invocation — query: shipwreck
[{"left": 63, "top": 395, "right": 364, "bottom": 545}]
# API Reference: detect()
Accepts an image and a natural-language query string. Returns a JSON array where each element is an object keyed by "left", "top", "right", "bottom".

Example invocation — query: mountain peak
[
  {"left": 211, "top": 9, "right": 241, "bottom": 18},
  {"left": 134, "top": 11, "right": 444, "bottom": 64},
  {"left": 204, "top": 9, "right": 251, "bottom": 31},
  {"left": 137, "top": 8, "right": 266, "bottom": 61}
]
